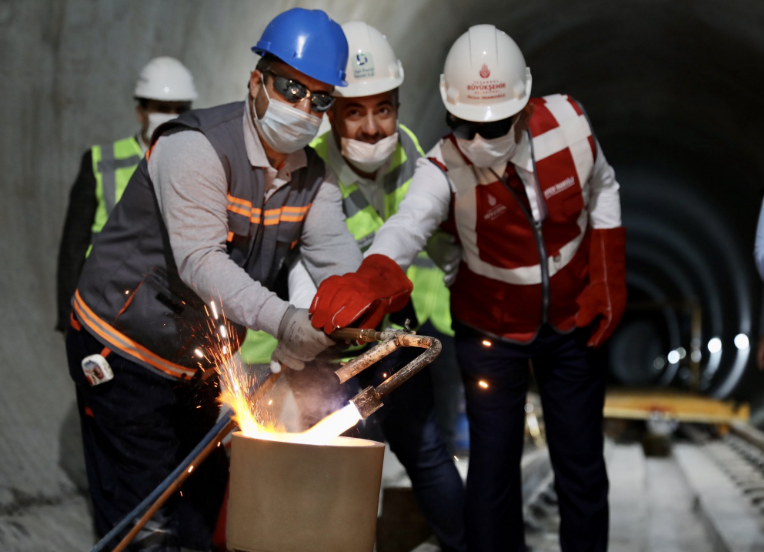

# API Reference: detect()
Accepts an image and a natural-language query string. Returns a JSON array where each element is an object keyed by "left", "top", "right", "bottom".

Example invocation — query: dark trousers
[
  {"left": 66, "top": 324, "right": 228, "bottom": 552},
  {"left": 288, "top": 348, "right": 467, "bottom": 552},
  {"left": 455, "top": 325, "right": 608, "bottom": 552}
]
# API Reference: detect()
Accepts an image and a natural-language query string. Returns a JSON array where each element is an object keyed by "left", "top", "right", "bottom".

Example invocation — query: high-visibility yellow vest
[
  {"left": 87, "top": 136, "right": 143, "bottom": 255},
  {"left": 239, "top": 125, "right": 452, "bottom": 365}
]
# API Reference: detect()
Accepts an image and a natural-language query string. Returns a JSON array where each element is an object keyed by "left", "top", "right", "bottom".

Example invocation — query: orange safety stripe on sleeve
[
  {"left": 73, "top": 291, "right": 196, "bottom": 380},
  {"left": 227, "top": 231, "right": 234, "bottom": 242},
  {"left": 100, "top": 347, "right": 111, "bottom": 358}
]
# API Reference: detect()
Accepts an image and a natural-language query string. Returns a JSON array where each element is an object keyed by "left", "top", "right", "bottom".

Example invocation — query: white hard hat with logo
[
  {"left": 440, "top": 25, "right": 531, "bottom": 122},
  {"left": 134, "top": 57, "right": 198, "bottom": 102},
  {"left": 335, "top": 21, "right": 404, "bottom": 98}
]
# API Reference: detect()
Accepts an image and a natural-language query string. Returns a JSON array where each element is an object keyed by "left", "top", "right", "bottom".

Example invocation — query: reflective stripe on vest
[
  {"left": 91, "top": 137, "right": 143, "bottom": 235},
  {"left": 317, "top": 125, "right": 453, "bottom": 335},
  {"left": 441, "top": 94, "right": 596, "bottom": 340},
  {"left": 441, "top": 94, "right": 594, "bottom": 286},
  {"left": 72, "top": 290, "right": 196, "bottom": 379}
]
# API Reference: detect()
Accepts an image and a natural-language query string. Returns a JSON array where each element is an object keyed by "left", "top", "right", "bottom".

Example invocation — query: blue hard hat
[{"left": 252, "top": 8, "right": 348, "bottom": 87}]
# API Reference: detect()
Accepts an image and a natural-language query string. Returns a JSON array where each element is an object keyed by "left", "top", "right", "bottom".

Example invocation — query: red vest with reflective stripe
[{"left": 440, "top": 94, "right": 596, "bottom": 341}]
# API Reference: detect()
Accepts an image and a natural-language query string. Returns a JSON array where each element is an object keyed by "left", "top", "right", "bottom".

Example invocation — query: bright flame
[
  {"left": 210, "top": 302, "right": 363, "bottom": 445},
  {"left": 478, "top": 380, "right": 489, "bottom": 389},
  {"left": 296, "top": 404, "right": 362, "bottom": 446}
]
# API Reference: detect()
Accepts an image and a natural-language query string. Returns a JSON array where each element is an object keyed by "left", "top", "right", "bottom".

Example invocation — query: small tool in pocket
[{"left": 81, "top": 354, "right": 115, "bottom": 386}]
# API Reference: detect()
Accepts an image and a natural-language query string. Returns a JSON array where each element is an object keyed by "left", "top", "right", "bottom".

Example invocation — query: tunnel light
[
  {"left": 691, "top": 350, "right": 702, "bottom": 363},
  {"left": 677, "top": 347, "right": 687, "bottom": 359},
  {"left": 707, "top": 337, "right": 722, "bottom": 354},
  {"left": 734, "top": 334, "right": 750, "bottom": 350},
  {"left": 667, "top": 350, "right": 680, "bottom": 365},
  {"left": 653, "top": 357, "right": 666, "bottom": 370}
]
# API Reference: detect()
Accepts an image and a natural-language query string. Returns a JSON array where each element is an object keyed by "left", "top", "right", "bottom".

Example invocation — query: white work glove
[
  {"left": 426, "top": 230, "right": 462, "bottom": 287},
  {"left": 270, "top": 306, "right": 335, "bottom": 373}
]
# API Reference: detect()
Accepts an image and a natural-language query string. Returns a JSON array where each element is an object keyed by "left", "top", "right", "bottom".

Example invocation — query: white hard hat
[
  {"left": 439, "top": 25, "right": 532, "bottom": 122},
  {"left": 134, "top": 57, "right": 198, "bottom": 102},
  {"left": 335, "top": 21, "right": 404, "bottom": 98}
]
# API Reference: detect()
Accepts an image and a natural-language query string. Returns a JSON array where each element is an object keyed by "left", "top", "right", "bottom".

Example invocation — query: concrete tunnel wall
[{"left": 2, "top": 0, "right": 764, "bottom": 547}]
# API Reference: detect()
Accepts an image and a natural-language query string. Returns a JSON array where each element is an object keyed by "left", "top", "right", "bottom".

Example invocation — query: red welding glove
[
  {"left": 309, "top": 254, "right": 414, "bottom": 334},
  {"left": 576, "top": 227, "right": 627, "bottom": 347}
]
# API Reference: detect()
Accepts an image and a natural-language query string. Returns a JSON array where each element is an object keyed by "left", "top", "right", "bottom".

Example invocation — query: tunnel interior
[
  {"left": 3, "top": 2, "right": 764, "bottom": 545},
  {"left": 395, "top": 0, "right": 764, "bottom": 400}
]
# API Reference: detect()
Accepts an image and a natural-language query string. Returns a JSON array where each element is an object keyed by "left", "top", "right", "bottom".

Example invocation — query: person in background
[
  {"left": 753, "top": 196, "right": 764, "bottom": 369},
  {"left": 56, "top": 57, "right": 197, "bottom": 332}
]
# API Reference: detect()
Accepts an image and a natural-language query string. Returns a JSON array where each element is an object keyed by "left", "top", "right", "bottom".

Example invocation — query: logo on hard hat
[
  {"left": 480, "top": 64, "right": 491, "bottom": 79},
  {"left": 353, "top": 52, "right": 375, "bottom": 79}
]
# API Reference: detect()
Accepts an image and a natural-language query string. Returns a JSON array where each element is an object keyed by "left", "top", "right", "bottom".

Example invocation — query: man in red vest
[{"left": 310, "top": 24, "right": 626, "bottom": 552}]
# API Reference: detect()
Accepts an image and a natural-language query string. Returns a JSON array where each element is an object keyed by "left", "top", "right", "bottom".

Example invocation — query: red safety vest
[{"left": 436, "top": 94, "right": 597, "bottom": 342}]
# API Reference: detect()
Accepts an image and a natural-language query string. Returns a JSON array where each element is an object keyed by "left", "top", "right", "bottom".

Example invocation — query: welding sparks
[
  {"left": 478, "top": 380, "right": 489, "bottom": 389},
  {"left": 187, "top": 465, "right": 194, "bottom": 474},
  {"left": 209, "top": 299, "right": 362, "bottom": 446},
  {"left": 482, "top": 339, "right": 492, "bottom": 347},
  {"left": 194, "top": 348, "right": 204, "bottom": 359},
  {"left": 210, "top": 301, "right": 219, "bottom": 320}
]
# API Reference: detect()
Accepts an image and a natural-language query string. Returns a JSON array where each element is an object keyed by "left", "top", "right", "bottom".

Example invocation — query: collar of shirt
[
  {"left": 243, "top": 95, "right": 307, "bottom": 200},
  {"left": 326, "top": 130, "right": 392, "bottom": 215}
]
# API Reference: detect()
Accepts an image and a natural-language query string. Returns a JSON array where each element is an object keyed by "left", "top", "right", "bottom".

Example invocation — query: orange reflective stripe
[
  {"left": 70, "top": 311, "right": 82, "bottom": 331},
  {"left": 280, "top": 205, "right": 311, "bottom": 214},
  {"left": 100, "top": 347, "right": 111, "bottom": 358},
  {"left": 73, "top": 290, "right": 196, "bottom": 380},
  {"left": 227, "top": 231, "right": 234, "bottom": 242},
  {"left": 226, "top": 193, "right": 253, "bottom": 209},
  {"left": 226, "top": 194, "right": 263, "bottom": 224},
  {"left": 262, "top": 203, "right": 313, "bottom": 226}
]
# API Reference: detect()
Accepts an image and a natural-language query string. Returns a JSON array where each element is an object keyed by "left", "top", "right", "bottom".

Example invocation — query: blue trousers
[
  {"left": 66, "top": 324, "right": 228, "bottom": 551},
  {"left": 288, "top": 347, "right": 467, "bottom": 552},
  {"left": 455, "top": 325, "right": 608, "bottom": 552}
]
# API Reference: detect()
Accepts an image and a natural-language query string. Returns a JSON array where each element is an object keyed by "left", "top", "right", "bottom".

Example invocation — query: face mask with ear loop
[
  {"left": 340, "top": 132, "right": 399, "bottom": 174},
  {"left": 253, "top": 83, "right": 323, "bottom": 154}
]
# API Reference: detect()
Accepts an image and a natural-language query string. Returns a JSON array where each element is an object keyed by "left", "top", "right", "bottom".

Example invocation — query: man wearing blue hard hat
[{"left": 65, "top": 8, "right": 414, "bottom": 551}]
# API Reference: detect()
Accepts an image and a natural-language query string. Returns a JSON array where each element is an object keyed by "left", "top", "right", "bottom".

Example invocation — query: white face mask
[
  {"left": 253, "top": 85, "right": 322, "bottom": 154},
  {"left": 340, "top": 132, "right": 399, "bottom": 174},
  {"left": 145, "top": 112, "right": 178, "bottom": 142},
  {"left": 456, "top": 126, "right": 518, "bottom": 168}
]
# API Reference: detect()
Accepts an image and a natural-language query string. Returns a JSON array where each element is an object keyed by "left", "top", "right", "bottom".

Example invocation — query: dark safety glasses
[
  {"left": 446, "top": 113, "right": 515, "bottom": 140},
  {"left": 266, "top": 70, "right": 335, "bottom": 113}
]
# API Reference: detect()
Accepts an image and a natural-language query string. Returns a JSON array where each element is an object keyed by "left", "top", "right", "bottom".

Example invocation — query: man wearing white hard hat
[
  {"left": 282, "top": 21, "right": 467, "bottom": 552},
  {"left": 57, "top": 57, "right": 198, "bottom": 332},
  {"left": 310, "top": 24, "right": 625, "bottom": 551}
]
